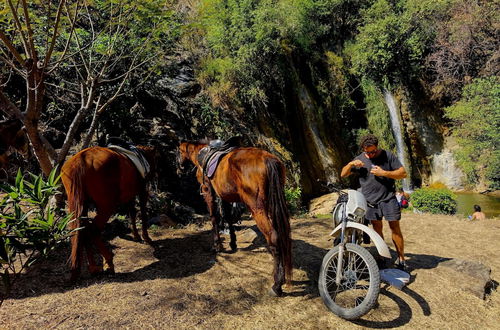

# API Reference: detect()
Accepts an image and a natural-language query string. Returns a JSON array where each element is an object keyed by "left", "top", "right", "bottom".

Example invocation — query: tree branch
[
  {"left": 21, "top": 0, "right": 37, "bottom": 62},
  {"left": 6, "top": 0, "right": 30, "bottom": 57},
  {"left": 0, "top": 30, "right": 26, "bottom": 66},
  {"left": 44, "top": 0, "right": 67, "bottom": 68}
]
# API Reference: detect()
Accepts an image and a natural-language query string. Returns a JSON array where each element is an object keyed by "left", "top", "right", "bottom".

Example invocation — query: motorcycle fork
[{"left": 335, "top": 214, "right": 348, "bottom": 285}]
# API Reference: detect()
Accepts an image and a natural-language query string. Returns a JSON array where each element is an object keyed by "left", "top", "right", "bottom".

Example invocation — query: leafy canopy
[{"left": 444, "top": 77, "right": 500, "bottom": 190}]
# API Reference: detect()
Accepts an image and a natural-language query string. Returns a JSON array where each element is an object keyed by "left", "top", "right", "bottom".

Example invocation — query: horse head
[
  {"left": 0, "top": 119, "right": 29, "bottom": 168},
  {"left": 177, "top": 141, "right": 208, "bottom": 175}
]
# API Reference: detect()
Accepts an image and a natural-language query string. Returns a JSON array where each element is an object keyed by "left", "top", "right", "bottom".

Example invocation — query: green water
[{"left": 454, "top": 192, "right": 500, "bottom": 218}]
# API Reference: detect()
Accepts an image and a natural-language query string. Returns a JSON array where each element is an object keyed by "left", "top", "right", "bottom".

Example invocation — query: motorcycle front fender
[{"left": 329, "top": 222, "right": 391, "bottom": 259}]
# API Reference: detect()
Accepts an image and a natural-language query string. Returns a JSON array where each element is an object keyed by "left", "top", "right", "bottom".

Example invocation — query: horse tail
[
  {"left": 265, "top": 157, "right": 292, "bottom": 285},
  {"left": 64, "top": 161, "right": 86, "bottom": 277}
]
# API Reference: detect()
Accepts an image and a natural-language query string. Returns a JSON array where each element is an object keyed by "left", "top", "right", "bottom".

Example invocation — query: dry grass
[{"left": 1, "top": 213, "right": 499, "bottom": 329}]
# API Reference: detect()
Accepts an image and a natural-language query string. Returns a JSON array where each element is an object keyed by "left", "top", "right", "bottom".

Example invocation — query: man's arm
[
  {"left": 371, "top": 166, "right": 407, "bottom": 179},
  {"left": 341, "top": 159, "right": 364, "bottom": 178}
]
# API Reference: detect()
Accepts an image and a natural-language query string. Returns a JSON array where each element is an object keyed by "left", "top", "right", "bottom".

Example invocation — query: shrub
[
  {"left": 444, "top": 77, "right": 500, "bottom": 190},
  {"left": 285, "top": 186, "right": 303, "bottom": 215},
  {"left": 0, "top": 168, "right": 73, "bottom": 303},
  {"left": 410, "top": 188, "right": 457, "bottom": 215}
]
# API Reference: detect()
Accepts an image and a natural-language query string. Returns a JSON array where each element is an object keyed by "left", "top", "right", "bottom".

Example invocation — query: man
[{"left": 341, "top": 134, "right": 408, "bottom": 270}]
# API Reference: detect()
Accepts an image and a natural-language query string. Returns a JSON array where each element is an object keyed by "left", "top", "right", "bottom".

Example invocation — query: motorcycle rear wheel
[{"left": 319, "top": 243, "right": 380, "bottom": 320}]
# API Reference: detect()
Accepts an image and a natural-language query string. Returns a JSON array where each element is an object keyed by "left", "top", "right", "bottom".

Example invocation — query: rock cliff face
[
  {"left": 393, "top": 84, "right": 465, "bottom": 190},
  {"left": 102, "top": 51, "right": 465, "bottom": 219}
]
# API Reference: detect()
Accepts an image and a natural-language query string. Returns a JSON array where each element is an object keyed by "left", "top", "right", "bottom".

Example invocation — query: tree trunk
[{"left": 23, "top": 61, "right": 53, "bottom": 177}]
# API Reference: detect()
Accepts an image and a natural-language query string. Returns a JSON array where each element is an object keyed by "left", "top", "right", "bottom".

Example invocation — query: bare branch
[
  {"left": 20, "top": 0, "right": 37, "bottom": 62},
  {"left": 6, "top": 0, "right": 30, "bottom": 57},
  {"left": 47, "top": 2, "right": 80, "bottom": 74},
  {"left": 0, "top": 30, "right": 26, "bottom": 66},
  {"left": 0, "top": 89, "right": 24, "bottom": 120},
  {"left": 44, "top": 0, "right": 67, "bottom": 68},
  {"left": 0, "top": 50, "right": 25, "bottom": 76}
]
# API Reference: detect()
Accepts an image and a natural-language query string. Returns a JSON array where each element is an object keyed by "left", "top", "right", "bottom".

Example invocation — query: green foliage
[
  {"left": 285, "top": 186, "right": 302, "bottom": 215},
  {"left": 346, "top": 0, "right": 453, "bottom": 83},
  {"left": 357, "top": 79, "right": 396, "bottom": 151},
  {"left": 411, "top": 188, "right": 457, "bottom": 215},
  {"left": 444, "top": 77, "right": 500, "bottom": 190},
  {"left": 196, "top": 0, "right": 372, "bottom": 111},
  {"left": 0, "top": 168, "right": 72, "bottom": 301}
]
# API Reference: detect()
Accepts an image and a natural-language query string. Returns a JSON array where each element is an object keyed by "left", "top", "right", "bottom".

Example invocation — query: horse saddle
[
  {"left": 106, "top": 137, "right": 150, "bottom": 178},
  {"left": 198, "top": 136, "right": 243, "bottom": 179}
]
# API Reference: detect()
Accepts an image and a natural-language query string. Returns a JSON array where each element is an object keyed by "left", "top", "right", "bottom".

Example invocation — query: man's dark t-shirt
[{"left": 352, "top": 150, "right": 403, "bottom": 204}]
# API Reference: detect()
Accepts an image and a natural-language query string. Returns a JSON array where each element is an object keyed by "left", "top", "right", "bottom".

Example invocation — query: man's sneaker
[
  {"left": 375, "top": 257, "right": 388, "bottom": 269},
  {"left": 395, "top": 260, "right": 408, "bottom": 272}
]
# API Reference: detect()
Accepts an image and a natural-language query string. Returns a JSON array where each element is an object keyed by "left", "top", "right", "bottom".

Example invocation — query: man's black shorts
[{"left": 366, "top": 197, "right": 401, "bottom": 221}]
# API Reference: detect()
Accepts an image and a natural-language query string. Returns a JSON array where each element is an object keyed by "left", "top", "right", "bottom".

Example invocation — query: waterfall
[{"left": 384, "top": 89, "right": 411, "bottom": 191}]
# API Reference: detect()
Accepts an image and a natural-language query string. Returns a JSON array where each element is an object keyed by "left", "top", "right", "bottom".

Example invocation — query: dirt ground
[{"left": 1, "top": 212, "right": 499, "bottom": 329}]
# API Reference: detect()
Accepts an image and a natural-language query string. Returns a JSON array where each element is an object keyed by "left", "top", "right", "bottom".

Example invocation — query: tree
[
  {"left": 0, "top": 0, "right": 177, "bottom": 175},
  {"left": 425, "top": 0, "right": 500, "bottom": 102},
  {"left": 345, "top": 0, "right": 452, "bottom": 84},
  {"left": 444, "top": 77, "right": 500, "bottom": 190}
]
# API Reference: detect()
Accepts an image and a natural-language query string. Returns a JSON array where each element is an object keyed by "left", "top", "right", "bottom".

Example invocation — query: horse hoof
[
  {"left": 269, "top": 286, "right": 283, "bottom": 297},
  {"left": 103, "top": 268, "right": 115, "bottom": 276},
  {"left": 68, "top": 275, "right": 78, "bottom": 285},
  {"left": 212, "top": 244, "right": 223, "bottom": 253}
]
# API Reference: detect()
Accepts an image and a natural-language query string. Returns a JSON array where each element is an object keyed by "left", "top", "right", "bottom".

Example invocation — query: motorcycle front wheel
[{"left": 318, "top": 243, "right": 380, "bottom": 320}]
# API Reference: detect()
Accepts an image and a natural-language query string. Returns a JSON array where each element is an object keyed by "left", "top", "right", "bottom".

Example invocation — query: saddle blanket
[{"left": 107, "top": 145, "right": 150, "bottom": 178}]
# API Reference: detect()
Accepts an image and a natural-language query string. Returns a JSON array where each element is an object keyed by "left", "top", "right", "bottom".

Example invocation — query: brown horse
[
  {"left": 178, "top": 141, "right": 292, "bottom": 296},
  {"left": 0, "top": 119, "right": 29, "bottom": 169},
  {"left": 61, "top": 145, "right": 157, "bottom": 281}
]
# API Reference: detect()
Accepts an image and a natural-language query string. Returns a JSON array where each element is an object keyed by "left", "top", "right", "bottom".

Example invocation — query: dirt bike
[{"left": 318, "top": 188, "right": 391, "bottom": 320}]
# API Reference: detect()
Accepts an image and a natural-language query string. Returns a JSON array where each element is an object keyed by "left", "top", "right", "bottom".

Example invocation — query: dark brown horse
[
  {"left": 61, "top": 145, "right": 157, "bottom": 281},
  {"left": 178, "top": 141, "right": 292, "bottom": 296},
  {"left": 0, "top": 119, "right": 28, "bottom": 169}
]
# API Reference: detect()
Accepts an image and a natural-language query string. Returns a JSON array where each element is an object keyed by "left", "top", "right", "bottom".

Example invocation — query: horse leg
[
  {"left": 220, "top": 201, "right": 237, "bottom": 252},
  {"left": 81, "top": 221, "right": 103, "bottom": 276},
  {"left": 69, "top": 229, "right": 83, "bottom": 282},
  {"left": 128, "top": 202, "right": 141, "bottom": 241},
  {"left": 91, "top": 210, "right": 115, "bottom": 275},
  {"left": 79, "top": 207, "right": 103, "bottom": 276},
  {"left": 202, "top": 180, "right": 222, "bottom": 252},
  {"left": 252, "top": 211, "right": 285, "bottom": 297},
  {"left": 138, "top": 189, "right": 153, "bottom": 245}
]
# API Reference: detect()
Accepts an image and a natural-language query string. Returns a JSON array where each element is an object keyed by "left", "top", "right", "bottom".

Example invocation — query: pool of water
[{"left": 454, "top": 192, "right": 500, "bottom": 218}]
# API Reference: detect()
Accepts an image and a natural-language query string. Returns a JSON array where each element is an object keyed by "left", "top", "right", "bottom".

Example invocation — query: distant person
[
  {"left": 470, "top": 204, "right": 486, "bottom": 221},
  {"left": 341, "top": 134, "right": 408, "bottom": 271},
  {"left": 395, "top": 189, "right": 409, "bottom": 209}
]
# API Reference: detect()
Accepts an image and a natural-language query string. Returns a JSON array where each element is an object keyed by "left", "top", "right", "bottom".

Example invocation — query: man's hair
[
  {"left": 474, "top": 204, "right": 481, "bottom": 212},
  {"left": 360, "top": 134, "right": 379, "bottom": 148}
]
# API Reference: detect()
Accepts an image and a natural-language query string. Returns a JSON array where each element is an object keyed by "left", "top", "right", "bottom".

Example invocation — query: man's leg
[{"left": 388, "top": 220, "right": 404, "bottom": 262}]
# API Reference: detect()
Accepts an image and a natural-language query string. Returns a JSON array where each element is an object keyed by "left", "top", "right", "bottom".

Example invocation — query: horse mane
[
  {"left": 182, "top": 139, "right": 209, "bottom": 146},
  {"left": 136, "top": 145, "right": 158, "bottom": 180}
]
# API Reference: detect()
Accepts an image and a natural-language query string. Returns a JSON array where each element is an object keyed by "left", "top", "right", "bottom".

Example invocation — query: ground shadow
[
  {"left": 4, "top": 225, "right": 218, "bottom": 301},
  {"left": 364, "top": 246, "right": 452, "bottom": 272},
  {"left": 289, "top": 239, "right": 329, "bottom": 297},
  {"left": 351, "top": 285, "right": 431, "bottom": 328}
]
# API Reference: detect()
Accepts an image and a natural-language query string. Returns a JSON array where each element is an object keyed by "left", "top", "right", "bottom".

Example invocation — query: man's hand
[
  {"left": 350, "top": 159, "right": 364, "bottom": 168},
  {"left": 341, "top": 159, "right": 364, "bottom": 178},
  {"left": 370, "top": 165, "right": 385, "bottom": 177}
]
